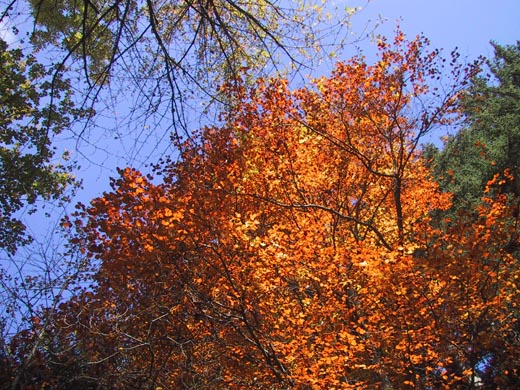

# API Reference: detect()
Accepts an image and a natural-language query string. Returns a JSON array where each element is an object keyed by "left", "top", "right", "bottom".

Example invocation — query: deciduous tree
[
  {"left": 2, "top": 0, "right": 357, "bottom": 145},
  {"left": 0, "top": 37, "right": 85, "bottom": 253},
  {"left": 8, "top": 32, "right": 519, "bottom": 389}
]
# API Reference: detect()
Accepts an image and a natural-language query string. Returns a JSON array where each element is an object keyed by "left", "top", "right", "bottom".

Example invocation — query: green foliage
[
  {"left": 423, "top": 130, "right": 491, "bottom": 208},
  {"left": 463, "top": 41, "right": 520, "bottom": 188},
  {"left": 425, "top": 41, "right": 520, "bottom": 209},
  {"left": 0, "top": 38, "right": 85, "bottom": 253},
  {"left": 29, "top": 0, "right": 119, "bottom": 84}
]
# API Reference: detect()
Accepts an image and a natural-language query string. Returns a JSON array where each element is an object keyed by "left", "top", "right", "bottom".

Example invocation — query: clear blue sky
[{"left": 350, "top": 0, "right": 519, "bottom": 60}]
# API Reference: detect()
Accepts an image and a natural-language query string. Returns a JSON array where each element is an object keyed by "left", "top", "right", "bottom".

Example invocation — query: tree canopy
[
  {"left": 16, "top": 0, "right": 354, "bottom": 144},
  {"left": 1, "top": 1, "right": 520, "bottom": 388},
  {"left": 0, "top": 0, "right": 355, "bottom": 252},
  {"left": 0, "top": 2, "right": 356, "bottom": 386},
  {"left": 4, "top": 32, "right": 519, "bottom": 389}
]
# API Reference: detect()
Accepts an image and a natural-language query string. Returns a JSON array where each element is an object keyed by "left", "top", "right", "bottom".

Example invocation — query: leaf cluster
[{"left": 0, "top": 38, "right": 86, "bottom": 253}]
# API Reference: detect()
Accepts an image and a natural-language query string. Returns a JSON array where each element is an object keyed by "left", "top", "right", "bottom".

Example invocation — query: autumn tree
[
  {"left": 0, "top": 0, "right": 352, "bottom": 379},
  {"left": 8, "top": 31, "right": 520, "bottom": 389},
  {"left": 0, "top": 3, "right": 356, "bottom": 388}
]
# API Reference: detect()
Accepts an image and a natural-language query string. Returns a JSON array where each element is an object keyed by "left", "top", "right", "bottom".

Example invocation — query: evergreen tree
[{"left": 425, "top": 41, "right": 520, "bottom": 210}]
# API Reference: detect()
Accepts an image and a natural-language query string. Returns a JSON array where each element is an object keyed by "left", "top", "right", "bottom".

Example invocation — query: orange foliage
[{"left": 41, "top": 32, "right": 520, "bottom": 389}]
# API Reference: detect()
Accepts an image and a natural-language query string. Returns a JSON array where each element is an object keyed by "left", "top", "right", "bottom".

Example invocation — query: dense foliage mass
[
  {"left": 2, "top": 33, "right": 519, "bottom": 389},
  {"left": 0, "top": 1, "right": 354, "bottom": 378}
]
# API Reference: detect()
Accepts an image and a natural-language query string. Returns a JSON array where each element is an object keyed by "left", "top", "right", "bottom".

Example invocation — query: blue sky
[{"left": 352, "top": 0, "right": 519, "bottom": 60}]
